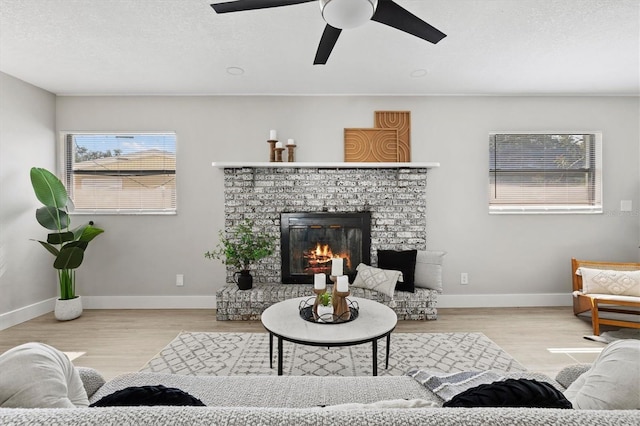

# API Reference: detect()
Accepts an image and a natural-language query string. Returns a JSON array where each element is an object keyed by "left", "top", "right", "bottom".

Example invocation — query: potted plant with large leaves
[
  {"left": 30, "top": 167, "right": 104, "bottom": 321},
  {"left": 205, "top": 220, "right": 276, "bottom": 290}
]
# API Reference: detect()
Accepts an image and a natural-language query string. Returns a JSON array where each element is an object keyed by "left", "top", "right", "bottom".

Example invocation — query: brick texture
[{"left": 222, "top": 167, "right": 428, "bottom": 283}]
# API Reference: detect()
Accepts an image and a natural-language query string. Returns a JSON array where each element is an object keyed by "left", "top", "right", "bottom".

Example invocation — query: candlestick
[
  {"left": 331, "top": 258, "right": 343, "bottom": 276},
  {"left": 267, "top": 140, "right": 277, "bottom": 162},
  {"left": 332, "top": 280, "right": 350, "bottom": 321},
  {"left": 270, "top": 129, "right": 277, "bottom": 140},
  {"left": 286, "top": 143, "right": 297, "bottom": 162},
  {"left": 274, "top": 147, "right": 285, "bottom": 162},
  {"left": 314, "top": 273, "right": 326, "bottom": 290}
]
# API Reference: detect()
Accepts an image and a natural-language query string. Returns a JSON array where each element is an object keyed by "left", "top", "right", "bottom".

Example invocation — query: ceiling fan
[{"left": 210, "top": 0, "right": 446, "bottom": 65}]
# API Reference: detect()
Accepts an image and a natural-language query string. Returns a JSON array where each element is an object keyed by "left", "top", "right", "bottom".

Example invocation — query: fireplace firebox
[{"left": 280, "top": 212, "right": 371, "bottom": 284}]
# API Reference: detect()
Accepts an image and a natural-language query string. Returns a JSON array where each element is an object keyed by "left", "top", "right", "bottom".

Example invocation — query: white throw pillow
[
  {"left": 578, "top": 267, "right": 640, "bottom": 296},
  {"left": 0, "top": 342, "right": 89, "bottom": 408},
  {"left": 564, "top": 339, "right": 640, "bottom": 410},
  {"left": 414, "top": 250, "right": 446, "bottom": 292},
  {"left": 351, "top": 263, "right": 401, "bottom": 299}
]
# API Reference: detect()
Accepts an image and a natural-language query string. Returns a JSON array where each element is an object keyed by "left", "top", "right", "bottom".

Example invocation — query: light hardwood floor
[{"left": 0, "top": 307, "right": 606, "bottom": 381}]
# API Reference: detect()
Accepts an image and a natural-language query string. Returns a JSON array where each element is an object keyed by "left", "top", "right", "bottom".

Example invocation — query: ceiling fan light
[{"left": 320, "top": 0, "right": 378, "bottom": 29}]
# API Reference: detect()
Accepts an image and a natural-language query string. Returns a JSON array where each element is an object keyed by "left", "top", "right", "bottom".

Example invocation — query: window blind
[
  {"left": 65, "top": 133, "right": 177, "bottom": 214},
  {"left": 489, "top": 133, "right": 602, "bottom": 213}
]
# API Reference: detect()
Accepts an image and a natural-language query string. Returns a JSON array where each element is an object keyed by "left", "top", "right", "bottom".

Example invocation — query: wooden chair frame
[{"left": 571, "top": 258, "right": 640, "bottom": 335}]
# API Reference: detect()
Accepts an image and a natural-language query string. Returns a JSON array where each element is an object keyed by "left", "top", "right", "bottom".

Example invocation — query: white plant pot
[
  {"left": 55, "top": 296, "right": 83, "bottom": 321},
  {"left": 317, "top": 304, "right": 334, "bottom": 322}
]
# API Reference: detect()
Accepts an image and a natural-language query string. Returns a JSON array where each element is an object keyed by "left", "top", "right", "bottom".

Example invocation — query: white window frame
[
  {"left": 489, "top": 131, "right": 603, "bottom": 215},
  {"left": 59, "top": 131, "right": 177, "bottom": 215}
]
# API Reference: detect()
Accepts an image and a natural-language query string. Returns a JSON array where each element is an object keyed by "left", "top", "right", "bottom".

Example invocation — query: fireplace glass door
[{"left": 281, "top": 212, "right": 371, "bottom": 284}]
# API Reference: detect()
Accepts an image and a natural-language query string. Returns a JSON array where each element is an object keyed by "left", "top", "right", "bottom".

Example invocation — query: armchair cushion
[{"left": 577, "top": 267, "right": 640, "bottom": 296}]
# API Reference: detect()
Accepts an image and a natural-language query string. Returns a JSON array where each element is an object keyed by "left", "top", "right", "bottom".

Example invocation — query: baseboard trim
[
  {"left": 82, "top": 295, "right": 217, "bottom": 309},
  {"left": 0, "top": 298, "right": 56, "bottom": 331},
  {"left": 0, "top": 293, "right": 572, "bottom": 330},
  {"left": 437, "top": 293, "right": 572, "bottom": 308}
]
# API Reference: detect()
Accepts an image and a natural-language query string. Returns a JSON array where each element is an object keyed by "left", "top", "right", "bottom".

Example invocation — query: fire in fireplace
[{"left": 280, "top": 212, "right": 371, "bottom": 284}]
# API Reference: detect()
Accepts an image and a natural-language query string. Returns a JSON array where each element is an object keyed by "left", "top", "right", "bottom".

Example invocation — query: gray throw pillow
[
  {"left": 0, "top": 342, "right": 89, "bottom": 408},
  {"left": 564, "top": 339, "right": 640, "bottom": 409},
  {"left": 414, "top": 250, "right": 446, "bottom": 292},
  {"left": 351, "top": 263, "right": 401, "bottom": 299}
]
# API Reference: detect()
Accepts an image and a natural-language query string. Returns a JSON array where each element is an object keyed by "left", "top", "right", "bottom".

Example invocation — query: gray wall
[
  {"left": 0, "top": 72, "right": 57, "bottom": 327},
  {"left": 2, "top": 89, "right": 638, "bottom": 325},
  {"left": 53, "top": 95, "right": 639, "bottom": 308}
]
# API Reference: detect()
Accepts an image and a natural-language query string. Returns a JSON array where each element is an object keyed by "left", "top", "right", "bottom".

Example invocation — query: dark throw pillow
[
  {"left": 443, "top": 379, "right": 572, "bottom": 409},
  {"left": 377, "top": 249, "right": 417, "bottom": 293},
  {"left": 90, "top": 385, "right": 206, "bottom": 407}
]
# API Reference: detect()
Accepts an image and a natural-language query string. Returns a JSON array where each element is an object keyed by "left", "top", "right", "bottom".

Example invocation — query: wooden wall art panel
[
  {"left": 344, "top": 128, "right": 399, "bottom": 162},
  {"left": 375, "top": 111, "right": 411, "bottom": 162}
]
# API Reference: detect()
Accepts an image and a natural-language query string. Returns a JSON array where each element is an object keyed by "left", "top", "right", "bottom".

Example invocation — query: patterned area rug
[{"left": 140, "top": 332, "right": 526, "bottom": 376}]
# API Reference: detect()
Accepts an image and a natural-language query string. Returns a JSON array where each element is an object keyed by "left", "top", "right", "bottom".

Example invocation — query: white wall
[
  {"left": 50, "top": 95, "right": 639, "bottom": 310},
  {"left": 0, "top": 72, "right": 57, "bottom": 328}
]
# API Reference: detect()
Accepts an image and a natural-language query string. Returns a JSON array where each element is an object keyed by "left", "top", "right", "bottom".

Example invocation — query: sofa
[{"left": 1, "top": 341, "right": 639, "bottom": 426}]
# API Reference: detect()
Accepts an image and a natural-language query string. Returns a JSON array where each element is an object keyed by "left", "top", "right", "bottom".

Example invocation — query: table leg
[
  {"left": 277, "top": 336, "right": 283, "bottom": 376},
  {"left": 372, "top": 339, "right": 378, "bottom": 376},
  {"left": 269, "top": 332, "right": 273, "bottom": 369},
  {"left": 386, "top": 333, "right": 391, "bottom": 369}
]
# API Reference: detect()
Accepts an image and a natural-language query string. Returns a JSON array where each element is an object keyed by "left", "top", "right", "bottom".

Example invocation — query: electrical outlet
[
  {"left": 176, "top": 274, "right": 184, "bottom": 287},
  {"left": 621, "top": 200, "right": 632, "bottom": 212},
  {"left": 460, "top": 272, "right": 469, "bottom": 285}
]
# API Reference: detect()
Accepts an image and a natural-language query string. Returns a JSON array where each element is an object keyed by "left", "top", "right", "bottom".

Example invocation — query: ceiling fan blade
[
  {"left": 211, "top": 0, "right": 315, "bottom": 14},
  {"left": 371, "top": 0, "right": 446, "bottom": 44},
  {"left": 314, "top": 25, "right": 342, "bottom": 65}
]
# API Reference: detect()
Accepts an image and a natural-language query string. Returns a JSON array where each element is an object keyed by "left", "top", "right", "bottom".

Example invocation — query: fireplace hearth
[{"left": 280, "top": 212, "right": 371, "bottom": 284}]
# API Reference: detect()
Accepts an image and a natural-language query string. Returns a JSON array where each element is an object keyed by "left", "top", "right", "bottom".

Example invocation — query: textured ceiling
[{"left": 0, "top": 0, "right": 638, "bottom": 95}]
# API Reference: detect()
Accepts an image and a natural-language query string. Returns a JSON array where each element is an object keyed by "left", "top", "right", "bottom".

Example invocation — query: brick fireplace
[{"left": 221, "top": 165, "right": 429, "bottom": 284}]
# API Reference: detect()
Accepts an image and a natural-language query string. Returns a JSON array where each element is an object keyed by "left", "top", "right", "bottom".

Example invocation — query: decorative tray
[{"left": 298, "top": 297, "right": 359, "bottom": 324}]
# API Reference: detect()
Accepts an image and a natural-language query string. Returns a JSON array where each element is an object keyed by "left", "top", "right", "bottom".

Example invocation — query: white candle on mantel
[
  {"left": 269, "top": 129, "right": 277, "bottom": 140},
  {"left": 287, "top": 138, "right": 295, "bottom": 145},
  {"left": 331, "top": 257, "right": 343, "bottom": 276},
  {"left": 275, "top": 141, "right": 283, "bottom": 149},
  {"left": 336, "top": 275, "right": 349, "bottom": 292},
  {"left": 314, "top": 273, "right": 326, "bottom": 290}
]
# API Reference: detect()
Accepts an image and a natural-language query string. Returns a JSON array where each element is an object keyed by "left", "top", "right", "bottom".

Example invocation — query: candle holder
[
  {"left": 267, "top": 140, "right": 277, "bottom": 162},
  {"left": 274, "top": 147, "right": 285, "bottom": 162},
  {"left": 312, "top": 287, "right": 327, "bottom": 317},
  {"left": 332, "top": 286, "right": 351, "bottom": 321},
  {"left": 286, "top": 144, "right": 297, "bottom": 162}
]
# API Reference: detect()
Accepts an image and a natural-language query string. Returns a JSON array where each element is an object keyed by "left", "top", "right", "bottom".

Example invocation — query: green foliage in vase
[
  {"left": 204, "top": 220, "right": 276, "bottom": 271},
  {"left": 30, "top": 167, "right": 104, "bottom": 300},
  {"left": 319, "top": 292, "right": 332, "bottom": 306}
]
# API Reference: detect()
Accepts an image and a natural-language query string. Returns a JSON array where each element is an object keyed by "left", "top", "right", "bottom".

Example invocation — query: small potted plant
[
  {"left": 316, "top": 292, "right": 334, "bottom": 322},
  {"left": 205, "top": 220, "right": 276, "bottom": 290},
  {"left": 30, "top": 167, "right": 104, "bottom": 321}
]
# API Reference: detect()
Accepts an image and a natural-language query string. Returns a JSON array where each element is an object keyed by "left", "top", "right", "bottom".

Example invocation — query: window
[
  {"left": 489, "top": 132, "right": 602, "bottom": 214},
  {"left": 63, "top": 133, "right": 176, "bottom": 214}
]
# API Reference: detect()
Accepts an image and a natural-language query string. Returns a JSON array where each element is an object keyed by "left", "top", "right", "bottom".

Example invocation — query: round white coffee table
[{"left": 261, "top": 296, "right": 398, "bottom": 376}]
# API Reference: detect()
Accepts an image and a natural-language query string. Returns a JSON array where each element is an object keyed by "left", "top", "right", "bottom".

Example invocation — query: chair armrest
[
  {"left": 77, "top": 367, "right": 106, "bottom": 398},
  {"left": 555, "top": 364, "right": 591, "bottom": 389}
]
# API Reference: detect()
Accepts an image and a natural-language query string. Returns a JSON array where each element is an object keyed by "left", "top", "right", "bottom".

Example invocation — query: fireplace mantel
[{"left": 212, "top": 162, "right": 439, "bottom": 169}]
